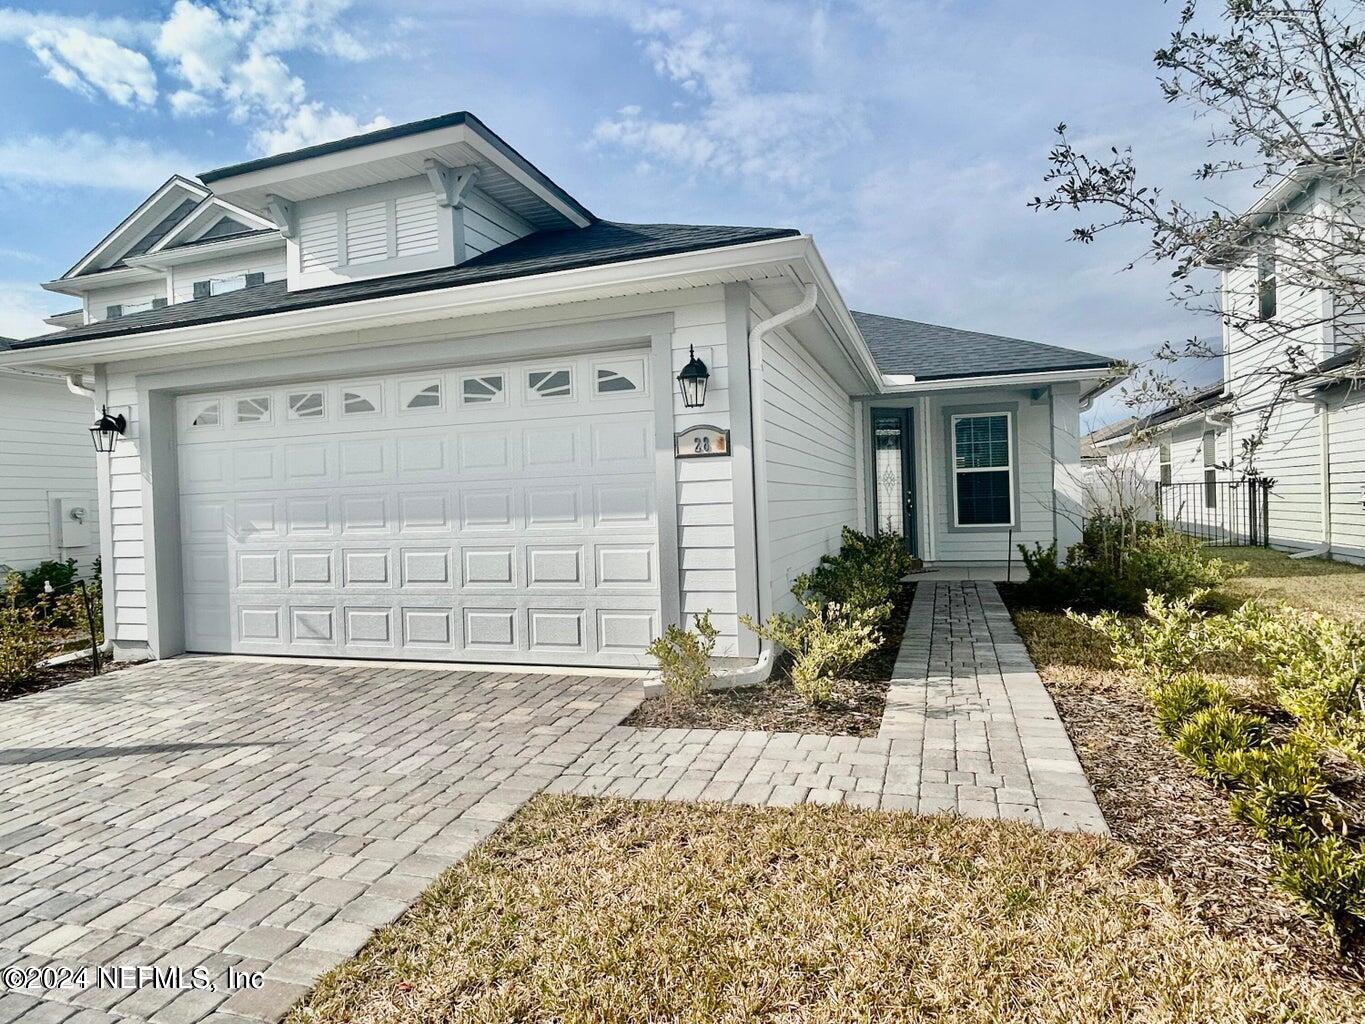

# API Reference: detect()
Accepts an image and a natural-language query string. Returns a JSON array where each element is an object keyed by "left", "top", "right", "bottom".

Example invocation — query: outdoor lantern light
[
  {"left": 90, "top": 406, "right": 126, "bottom": 454},
  {"left": 677, "top": 345, "right": 710, "bottom": 409}
]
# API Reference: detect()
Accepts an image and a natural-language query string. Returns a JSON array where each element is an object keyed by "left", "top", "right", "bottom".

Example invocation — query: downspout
[
  {"left": 710, "top": 283, "right": 820, "bottom": 689},
  {"left": 66, "top": 373, "right": 94, "bottom": 399}
]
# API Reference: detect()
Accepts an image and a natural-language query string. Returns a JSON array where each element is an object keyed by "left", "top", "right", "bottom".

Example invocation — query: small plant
[
  {"left": 1226, "top": 738, "right": 1337, "bottom": 840},
  {"left": 647, "top": 610, "right": 718, "bottom": 703},
  {"left": 5, "top": 558, "right": 79, "bottom": 611},
  {"left": 1014, "top": 519, "right": 1243, "bottom": 613},
  {"left": 1274, "top": 833, "right": 1365, "bottom": 943},
  {"left": 792, "top": 528, "right": 909, "bottom": 627},
  {"left": 0, "top": 604, "right": 53, "bottom": 689},
  {"left": 1148, "top": 673, "right": 1230, "bottom": 738},
  {"left": 741, "top": 601, "right": 877, "bottom": 705},
  {"left": 1070, "top": 590, "right": 1222, "bottom": 684},
  {"left": 1171, "top": 705, "right": 1268, "bottom": 784}
]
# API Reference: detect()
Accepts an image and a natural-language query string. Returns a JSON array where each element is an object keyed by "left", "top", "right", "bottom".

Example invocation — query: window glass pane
[
  {"left": 528, "top": 369, "right": 572, "bottom": 398},
  {"left": 288, "top": 391, "right": 324, "bottom": 418},
  {"left": 956, "top": 470, "right": 1011, "bottom": 525},
  {"left": 954, "top": 415, "right": 1009, "bottom": 469},
  {"left": 462, "top": 375, "right": 504, "bottom": 404},
  {"left": 873, "top": 415, "right": 904, "bottom": 536}
]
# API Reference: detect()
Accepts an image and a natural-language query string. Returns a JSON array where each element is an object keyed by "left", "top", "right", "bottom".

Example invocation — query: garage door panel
[{"left": 176, "top": 350, "right": 661, "bottom": 666}]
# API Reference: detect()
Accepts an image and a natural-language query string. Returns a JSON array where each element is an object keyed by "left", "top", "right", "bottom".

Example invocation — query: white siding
[
  {"left": 344, "top": 201, "right": 388, "bottom": 264},
  {"left": 672, "top": 290, "right": 742, "bottom": 654},
  {"left": 171, "top": 252, "right": 287, "bottom": 304},
  {"left": 86, "top": 280, "right": 168, "bottom": 323},
  {"left": 101, "top": 373, "right": 147, "bottom": 643},
  {"left": 0, "top": 373, "right": 100, "bottom": 574},
  {"left": 461, "top": 189, "right": 534, "bottom": 260},
  {"left": 757, "top": 305, "right": 859, "bottom": 616},
  {"left": 926, "top": 387, "right": 1055, "bottom": 562},
  {"left": 1235, "top": 399, "right": 1322, "bottom": 546},
  {"left": 1327, "top": 391, "right": 1365, "bottom": 561}
]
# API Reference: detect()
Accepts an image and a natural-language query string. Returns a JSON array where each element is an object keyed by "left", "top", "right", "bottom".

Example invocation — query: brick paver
[
  {"left": 0, "top": 660, "right": 638, "bottom": 1023},
  {"left": 551, "top": 583, "right": 1107, "bottom": 833},
  {"left": 0, "top": 582, "right": 1103, "bottom": 1023}
]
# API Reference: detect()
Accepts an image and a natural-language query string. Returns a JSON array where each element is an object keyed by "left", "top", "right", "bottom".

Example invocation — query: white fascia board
[
  {"left": 207, "top": 122, "right": 590, "bottom": 229},
  {"left": 872, "top": 366, "right": 1114, "bottom": 394},
  {"left": 126, "top": 231, "right": 284, "bottom": 270},
  {"left": 0, "top": 234, "right": 822, "bottom": 370},
  {"left": 146, "top": 197, "right": 275, "bottom": 254},
  {"left": 42, "top": 263, "right": 163, "bottom": 296},
  {"left": 62, "top": 175, "right": 209, "bottom": 279},
  {"left": 794, "top": 242, "right": 884, "bottom": 391}
]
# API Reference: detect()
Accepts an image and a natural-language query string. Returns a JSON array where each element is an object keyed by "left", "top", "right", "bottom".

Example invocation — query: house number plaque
[{"left": 674, "top": 424, "right": 731, "bottom": 458}]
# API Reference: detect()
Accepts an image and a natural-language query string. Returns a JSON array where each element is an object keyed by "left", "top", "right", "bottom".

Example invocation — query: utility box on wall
[{"left": 54, "top": 496, "right": 92, "bottom": 550}]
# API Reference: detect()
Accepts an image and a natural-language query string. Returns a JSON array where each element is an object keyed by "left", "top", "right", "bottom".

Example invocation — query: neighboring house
[
  {"left": 0, "top": 338, "right": 100, "bottom": 577},
  {"left": 1091, "top": 164, "right": 1365, "bottom": 562},
  {"left": 0, "top": 111, "right": 1117, "bottom": 667}
]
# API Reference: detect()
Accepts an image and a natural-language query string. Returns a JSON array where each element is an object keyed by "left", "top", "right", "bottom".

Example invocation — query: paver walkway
[
  {"left": 0, "top": 581, "right": 1103, "bottom": 1024},
  {"left": 550, "top": 583, "right": 1107, "bottom": 833},
  {"left": 0, "top": 662, "right": 637, "bottom": 1024}
]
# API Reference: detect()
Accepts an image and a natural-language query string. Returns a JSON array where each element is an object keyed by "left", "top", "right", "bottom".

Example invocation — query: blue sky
[{"left": 0, "top": 1, "right": 1226, "bottom": 426}]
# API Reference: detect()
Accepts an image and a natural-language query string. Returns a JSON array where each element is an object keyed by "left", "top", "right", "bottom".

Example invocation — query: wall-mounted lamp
[
  {"left": 90, "top": 406, "right": 127, "bottom": 453},
  {"left": 677, "top": 345, "right": 710, "bottom": 409}
]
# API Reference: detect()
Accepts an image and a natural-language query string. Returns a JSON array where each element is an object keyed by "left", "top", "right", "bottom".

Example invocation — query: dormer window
[{"left": 1257, "top": 251, "right": 1277, "bottom": 321}]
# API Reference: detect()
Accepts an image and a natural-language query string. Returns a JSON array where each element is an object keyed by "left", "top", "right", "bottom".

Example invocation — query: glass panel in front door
[{"left": 873, "top": 413, "right": 905, "bottom": 536}]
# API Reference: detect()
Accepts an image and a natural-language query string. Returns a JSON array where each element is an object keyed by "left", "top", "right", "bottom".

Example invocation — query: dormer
[{"left": 197, "top": 112, "right": 594, "bottom": 292}]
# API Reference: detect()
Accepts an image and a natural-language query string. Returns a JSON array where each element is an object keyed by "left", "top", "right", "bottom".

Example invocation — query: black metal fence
[{"left": 1155, "top": 478, "right": 1272, "bottom": 547}]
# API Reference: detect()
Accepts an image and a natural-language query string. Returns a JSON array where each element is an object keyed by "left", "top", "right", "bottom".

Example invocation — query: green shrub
[
  {"left": 1148, "top": 673, "right": 1230, "bottom": 738},
  {"left": 1171, "top": 705, "right": 1268, "bottom": 784},
  {"left": 792, "top": 528, "right": 909, "bottom": 626},
  {"left": 647, "top": 610, "right": 718, "bottom": 703},
  {"left": 0, "top": 605, "right": 53, "bottom": 688},
  {"left": 1274, "top": 833, "right": 1365, "bottom": 943},
  {"left": 1225, "top": 738, "right": 1337, "bottom": 840},
  {"left": 1216, "top": 601, "right": 1365, "bottom": 765},
  {"left": 741, "top": 601, "right": 878, "bottom": 705},
  {"left": 1070, "top": 590, "right": 1222, "bottom": 684},
  {"left": 1014, "top": 518, "right": 1243, "bottom": 613},
  {"left": 5, "top": 558, "right": 78, "bottom": 609}
]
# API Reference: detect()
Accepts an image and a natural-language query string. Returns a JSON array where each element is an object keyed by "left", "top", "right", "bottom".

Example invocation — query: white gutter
[
  {"left": 710, "top": 282, "right": 820, "bottom": 690},
  {"left": 2, "top": 235, "right": 831, "bottom": 369},
  {"left": 874, "top": 365, "right": 1111, "bottom": 394},
  {"left": 66, "top": 373, "right": 94, "bottom": 398}
]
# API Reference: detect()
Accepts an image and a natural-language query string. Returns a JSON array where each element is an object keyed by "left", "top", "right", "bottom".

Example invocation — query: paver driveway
[{"left": 0, "top": 659, "right": 639, "bottom": 1024}]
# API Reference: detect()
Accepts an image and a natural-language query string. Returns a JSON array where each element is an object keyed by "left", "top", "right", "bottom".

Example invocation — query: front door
[{"left": 871, "top": 407, "right": 918, "bottom": 556}]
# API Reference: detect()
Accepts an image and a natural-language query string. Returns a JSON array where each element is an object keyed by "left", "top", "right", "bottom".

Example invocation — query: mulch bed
[
  {"left": 625, "top": 584, "right": 915, "bottom": 737},
  {"left": 999, "top": 587, "right": 1365, "bottom": 985},
  {"left": 1, "top": 656, "right": 130, "bottom": 704}
]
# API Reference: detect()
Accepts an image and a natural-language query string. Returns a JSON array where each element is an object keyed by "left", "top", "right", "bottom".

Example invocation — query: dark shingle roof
[
  {"left": 851, "top": 310, "right": 1115, "bottom": 381},
  {"left": 1085, "top": 381, "right": 1229, "bottom": 445},
  {"left": 16, "top": 221, "right": 797, "bottom": 349}
]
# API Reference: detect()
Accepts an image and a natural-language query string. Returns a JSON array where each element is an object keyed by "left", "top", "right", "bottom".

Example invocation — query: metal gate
[{"left": 1155, "top": 478, "right": 1272, "bottom": 547}]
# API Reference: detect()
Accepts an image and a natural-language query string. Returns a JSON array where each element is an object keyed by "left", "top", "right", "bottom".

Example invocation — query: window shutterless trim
[{"left": 949, "top": 410, "right": 1016, "bottom": 528}]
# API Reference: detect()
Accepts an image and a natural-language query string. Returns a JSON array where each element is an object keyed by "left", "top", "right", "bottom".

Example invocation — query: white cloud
[
  {"left": 0, "top": 281, "right": 69, "bottom": 340},
  {"left": 155, "top": 0, "right": 371, "bottom": 123},
  {"left": 26, "top": 27, "right": 156, "bottom": 106},
  {"left": 593, "top": 11, "right": 861, "bottom": 189},
  {"left": 0, "top": 132, "right": 191, "bottom": 192},
  {"left": 253, "top": 102, "right": 391, "bottom": 155},
  {"left": 0, "top": 8, "right": 151, "bottom": 45}
]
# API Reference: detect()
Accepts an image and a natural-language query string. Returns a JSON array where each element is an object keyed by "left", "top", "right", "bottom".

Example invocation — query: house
[
  {"left": 1089, "top": 163, "right": 1365, "bottom": 562},
  {"left": 0, "top": 111, "right": 1118, "bottom": 668},
  {"left": 0, "top": 338, "right": 100, "bottom": 577}
]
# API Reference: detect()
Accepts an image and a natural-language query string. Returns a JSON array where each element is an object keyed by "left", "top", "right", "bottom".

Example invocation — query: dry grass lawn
[
  {"left": 1219, "top": 545, "right": 1365, "bottom": 620},
  {"left": 289, "top": 797, "right": 1364, "bottom": 1024}
]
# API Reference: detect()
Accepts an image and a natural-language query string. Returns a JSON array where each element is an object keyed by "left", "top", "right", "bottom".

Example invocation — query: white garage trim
[{"left": 133, "top": 313, "right": 678, "bottom": 666}]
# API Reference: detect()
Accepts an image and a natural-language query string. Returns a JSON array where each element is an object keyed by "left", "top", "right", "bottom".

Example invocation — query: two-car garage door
[{"left": 177, "top": 349, "right": 661, "bottom": 666}]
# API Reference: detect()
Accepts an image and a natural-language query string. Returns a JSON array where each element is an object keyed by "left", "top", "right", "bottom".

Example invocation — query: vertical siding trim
[
  {"left": 651, "top": 327, "right": 682, "bottom": 629},
  {"left": 139, "top": 388, "right": 185, "bottom": 658},
  {"left": 724, "top": 283, "right": 760, "bottom": 656},
  {"left": 94, "top": 366, "right": 117, "bottom": 642}
]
